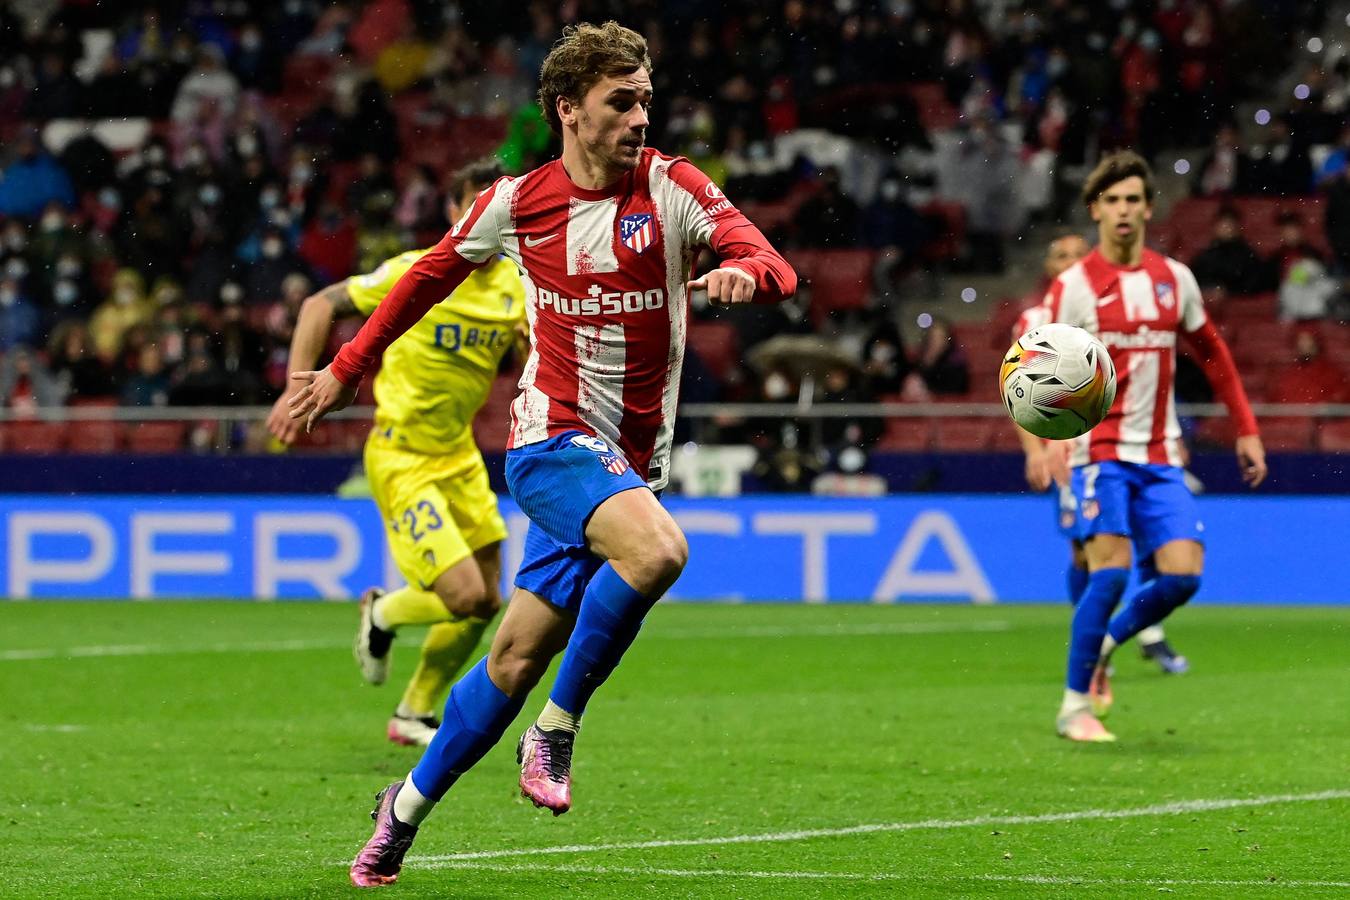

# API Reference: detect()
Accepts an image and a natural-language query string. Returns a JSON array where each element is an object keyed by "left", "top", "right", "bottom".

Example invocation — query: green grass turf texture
[{"left": 1, "top": 602, "right": 1346, "bottom": 899}]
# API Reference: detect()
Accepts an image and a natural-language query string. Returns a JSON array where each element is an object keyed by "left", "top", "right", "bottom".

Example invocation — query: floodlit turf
[{"left": 1, "top": 601, "right": 1347, "bottom": 899}]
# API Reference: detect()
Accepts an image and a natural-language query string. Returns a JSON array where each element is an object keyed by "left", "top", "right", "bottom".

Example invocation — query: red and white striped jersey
[
  {"left": 1044, "top": 247, "right": 1208, "bottom": 467},
  {"left": 331, "top": 148, "right": 796, "bottom": 489},
  {"left": 1011, "top": 302, "right": 1053, "bottom": 343}
]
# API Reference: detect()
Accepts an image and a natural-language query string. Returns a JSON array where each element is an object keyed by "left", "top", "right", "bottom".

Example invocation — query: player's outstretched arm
[
  {"left": 1184, "top": 320, "right": 1267, "bottom": 487},
  {"left": 267, "top": 281, "right": 359, "bottom": 445}
]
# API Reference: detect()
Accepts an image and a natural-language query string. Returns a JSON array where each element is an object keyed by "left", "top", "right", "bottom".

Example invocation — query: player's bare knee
[
  {"left": 487, "top": 642, "right": 547, "bottom": 696},
  {"left": 432, "top": 568, "right": 491, "bottom": 619},
  {"left": 640, "top": 527, "right": 688, "bottom": 582}
]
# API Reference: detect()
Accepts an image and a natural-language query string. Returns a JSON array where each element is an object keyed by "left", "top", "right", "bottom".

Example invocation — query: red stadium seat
[
  {"left": 66, "top": 420, "right": 121, "bottom": 453},
  {"left": 124, "top": 421, "right": 188, "bottom": 453},
  {"left": 876, "top": 417, "right": 932, "bottom": 451},
  {"left": 1316, "top": 419, "right": 1350, "bottom": 452},
  {"left": 2, "top": 421, "right": 68, "bottom": 453},
  {"left": 933, "top": 417, "right": 994, "bottom": 451},
  {"left": 686, "top": 320, "right": 742, "bottom": 382}
]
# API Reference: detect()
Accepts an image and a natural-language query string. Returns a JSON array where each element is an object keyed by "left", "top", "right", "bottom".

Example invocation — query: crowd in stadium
[{"left": 0, "top": 0, "right": 1346, "bottom": 437}]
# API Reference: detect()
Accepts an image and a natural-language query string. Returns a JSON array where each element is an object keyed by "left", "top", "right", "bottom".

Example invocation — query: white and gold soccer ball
[{"left": 1000, "top": 323, "right": 1117, "bottom": 440}]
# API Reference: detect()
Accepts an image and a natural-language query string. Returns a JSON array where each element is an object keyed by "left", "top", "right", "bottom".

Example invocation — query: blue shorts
[
  {"left": 505, "top": 430, "right": 649, "bottom": 612},
  {"left": 1070, "top": 460, "right": 1203, "bottom": 559}
]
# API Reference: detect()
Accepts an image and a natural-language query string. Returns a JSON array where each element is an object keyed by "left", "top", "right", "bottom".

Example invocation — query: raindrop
[
  {"left": 1308, "top": 37, "right": 1324, "bottom": 53},
  {"left": 1254, "top": 108, "right": 1271, "bottom": 126},
  {"left": 1294, "top": 83, "right": 1311, "bottom": 100},
  {"left": 960, "top": 287, "right": 977, "bottom": 303},
  {"left": 1173, "top": 159, "right": 1191, "bottom": 175},
  {"left": 917, "top": 312, "right": 933, "bottom": 328}
]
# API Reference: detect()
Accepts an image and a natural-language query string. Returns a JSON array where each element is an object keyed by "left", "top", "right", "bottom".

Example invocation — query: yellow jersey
[{"left": 347, "top": 250, "right": 526, "bottom": 457}]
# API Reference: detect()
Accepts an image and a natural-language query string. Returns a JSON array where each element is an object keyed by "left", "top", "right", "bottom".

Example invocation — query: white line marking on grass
[
  {"left": 424, "top": 862, "right": 1348, "bottom": 889},
  {"left": 418, "top": 789, "right": 1350, "bottom": 863},
  {"left": 23, "top": 723, "right": 87, "bottom": 733},
  {"left": 647, "top": 621, "right": 1012, "bottom": 640},
  {"left": 0, "top": 638, "right": 343, "bottom": 662},
  {"left": 0, "top": 621, "right": 1010, "bottom": 662}
]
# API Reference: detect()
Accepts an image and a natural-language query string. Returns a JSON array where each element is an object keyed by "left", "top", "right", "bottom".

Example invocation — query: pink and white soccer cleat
[
  {"left": 517, "top": 724, "right": 574, "bottom": 816},
  {"left": 1056, "top": 710, "right": 1117, "bottom": 743},
  {"left": 350, "top": 781, "right": 419, "bottom": 887},
  {"left": 1089, "top": 663, "right": 1114, "bottom": 718}
]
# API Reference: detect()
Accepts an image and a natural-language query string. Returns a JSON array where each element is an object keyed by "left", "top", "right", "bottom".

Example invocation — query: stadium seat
[
  {"left": 124, "top": 421, "right": 187, "bottom": 453},
  {"left": 1205, "top": 416, "right": 1316, "bottom": 451},
  {"left": 2, "top": 421, "right": 68, "bottom": 453},
  {"left": 1315, "top": 419, "right": 1350, "bottom": 452},
  {"left": 686, "top": 320, "right": 742, "bottom": 382},
  {"left": 877, "top": 417, "right": 932, "bottom": 451},
  {"left": 796, "top": 249, "right": 876, "bottom": 324},
  {"left": 933, "top": 417, "right": 994, "bottom": 451},
  {"left": 66, "top": 419, "right": 121, "bottom": 453}
]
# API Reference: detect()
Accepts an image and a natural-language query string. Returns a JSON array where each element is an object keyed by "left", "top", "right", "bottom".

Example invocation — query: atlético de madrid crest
[{"left": 620, "top": 213, "right": 654, "bottom": 254}]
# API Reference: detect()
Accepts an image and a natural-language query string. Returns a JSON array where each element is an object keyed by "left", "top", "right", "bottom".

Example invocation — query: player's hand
[
  {"left": 286, "top": 366, "right": 358, "bottom": 433},
  {"left": 687, "top": 266, "right": 755, "bottom": 305},
  {"left": 1235, "top": 434, "right": 1267, "bottom": 488},
  {"left": 1023, "top": 444, "right": 1056, "bottom": 491},
  {"left": 265, "top": 391, "right": 304, "bottom": 446}
]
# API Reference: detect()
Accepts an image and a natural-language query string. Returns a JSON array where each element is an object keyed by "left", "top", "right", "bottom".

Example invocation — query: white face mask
[
  {"left": 54, "top": 280, "right": 79, "bottom": 306},
  {"left": 262, "top": 238, "right": 284, "bottom": 259},
  {"left": 0, "top": 286, "right": 17, "bottom": 307},
  {"left": 115, "top": 286, "right": 139, "bottom": 305},
  {"left": 764, "top": 372, "right": 792, "bottom": 399}
]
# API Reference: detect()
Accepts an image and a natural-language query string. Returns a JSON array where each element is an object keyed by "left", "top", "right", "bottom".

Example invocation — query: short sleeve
[
  {"left": 346, "top": 251, "right": 424, "bottom": 316},
  {"left": 447, "top": 178, "right": 510, "bottom": 264}
]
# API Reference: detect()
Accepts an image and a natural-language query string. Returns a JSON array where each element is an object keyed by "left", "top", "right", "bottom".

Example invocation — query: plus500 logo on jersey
[{"left": 537, "top": 287, "right": 666, "bottom": 316}]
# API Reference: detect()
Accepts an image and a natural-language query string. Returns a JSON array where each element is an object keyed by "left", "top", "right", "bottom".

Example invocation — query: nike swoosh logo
[
  {"left": 523, "top": 233, "right": 558, "bottom": 248},
  {"left": 1097, "top": 293, "right": 1119, "bottom": 308}
]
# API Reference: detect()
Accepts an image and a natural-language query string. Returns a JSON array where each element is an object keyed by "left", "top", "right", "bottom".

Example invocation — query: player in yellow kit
[{"left": 266, "top": 157, "right": 527, "bottom": 746}]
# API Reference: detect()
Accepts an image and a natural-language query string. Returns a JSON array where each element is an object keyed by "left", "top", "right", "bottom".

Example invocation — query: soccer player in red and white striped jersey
[
  {"left": 1044, "top": 151, "right": 1266, "bottom": 743},
  {"left": 1010, "top": 232, "right": 1189, "bottom": 673},
  {"left": 287, "top": 22, "right": 796, "bottom": 886}
]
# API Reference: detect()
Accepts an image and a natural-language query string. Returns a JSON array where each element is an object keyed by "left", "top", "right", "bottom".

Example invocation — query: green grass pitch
[{"left": 1, "top": 601, "right": 1347, "bottom": 898}]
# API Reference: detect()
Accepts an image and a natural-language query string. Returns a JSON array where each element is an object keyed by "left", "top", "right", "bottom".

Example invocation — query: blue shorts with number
[
  {"left": 505, "top": 430, "right": 649, "bottom": 612},
  {"left": 1070, "top": 460, "right": 1203, "bottom": 559}
]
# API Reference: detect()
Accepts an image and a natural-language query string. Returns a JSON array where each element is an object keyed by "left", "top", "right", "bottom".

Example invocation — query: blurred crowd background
[{"left": 1, "top": 0, "right": 1348, "bottom": 471}]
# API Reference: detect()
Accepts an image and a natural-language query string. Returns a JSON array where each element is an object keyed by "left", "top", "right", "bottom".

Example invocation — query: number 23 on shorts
[{"left": 391, "top": 499, "right": 444, "bottom": 541}]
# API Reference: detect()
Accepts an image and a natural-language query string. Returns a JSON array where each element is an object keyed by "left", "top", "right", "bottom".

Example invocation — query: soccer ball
[{"left": 1000, "top": 323, "right": 1117, "bottom": 440}]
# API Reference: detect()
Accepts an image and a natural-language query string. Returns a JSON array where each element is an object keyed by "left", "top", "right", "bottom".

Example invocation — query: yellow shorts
[{"left": 364, "top": 433, "right": 508, "bottom": 590}]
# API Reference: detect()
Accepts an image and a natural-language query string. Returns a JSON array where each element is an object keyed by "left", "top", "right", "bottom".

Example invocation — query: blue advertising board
[{"left": 0, "top": 495, "right": 1344, "bottom": 604}]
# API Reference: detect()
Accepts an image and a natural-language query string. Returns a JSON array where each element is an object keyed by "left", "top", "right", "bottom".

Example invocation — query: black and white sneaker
[
  {"left": 354, "top": 587, "right": 394, "bottom": 685},
  {"left": 387, "top": 712, "right": 439, "bottom": 747}
]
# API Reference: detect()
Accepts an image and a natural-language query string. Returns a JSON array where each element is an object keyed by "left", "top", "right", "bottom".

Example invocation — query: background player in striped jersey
[
  {"left": 1012, "top": 232, "right": 1189, "bottom": 673},
  {"left": 1043, "top": 151, "right": 1265, "bottom": 743},
  {"left": 267, "top": 158, "right": 527, "bottom": 748},
  {"left": 286, "top": 22, "right": 797, "bottom": 886}
]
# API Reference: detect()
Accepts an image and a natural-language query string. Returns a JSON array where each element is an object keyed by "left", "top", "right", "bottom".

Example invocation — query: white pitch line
[
  {"left": 424, "top": 862, "right": 1349, "bottom": 889},
  {"left": 0, "top": 638, "right": 343, "bottom": 662},
  {"left": 418, "top": 789, "right": 1350, "bottom": 863},
  {"left": 0, "top": 621, "right": 1009, "bottom": 662}
]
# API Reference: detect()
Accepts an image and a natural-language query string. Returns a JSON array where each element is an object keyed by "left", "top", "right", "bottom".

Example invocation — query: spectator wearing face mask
[
  {"left": 89, "top": 269, "right": 154, "bottom": 362},
  {"left": 120, "top": 342, "right": 171, "bottom": 407},
  {"left": 244, "top": 226, "right": 308, "bottom": 304}
]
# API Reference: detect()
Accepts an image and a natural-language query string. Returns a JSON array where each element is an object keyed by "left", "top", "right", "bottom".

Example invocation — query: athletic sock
[
  {"left": 1066, "top": 568, "right": 1128, "bottom": 693},
  {"left": 1066, "top": 564, "right": 1089, "bottom": 606},
  {"left": 536, "top": 698, "right": 582, "bottom": 735},
  {"left": 1108, "top": 575, "right": 1200, "bottom": 646},
  {"left": 1137, "top": 624, "right": 1166, "bottom": 645},
  {"left": 375, "top": 586, "right": 453, "bottom": 631},
  {"left": 1059, "top": 688, "right": 1091, "bottom": 718},
  {"left": 548, "top": 564, "right": 654, "bottom": 719},
  {"left": 400, "top": 618, "right": 491, "bottom": 716},
  {"left": 409, "top": 658, "right": 526, "bottom": 801},
  {"left": 392, "top": 772, "right": 435, "bottom": 827}
]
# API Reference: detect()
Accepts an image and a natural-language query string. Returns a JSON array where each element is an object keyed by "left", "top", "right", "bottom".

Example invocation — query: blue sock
[
  {"left": 410, "top": 658, "right": 525, "bottom": 800},
  {"left": 1108, "top": 574, "right": 1200, "bottom": 645},
  {"left": 549, "top": 564, "right": 654, "bottom": 718},
  {"left": 1066, "top": 568, "right": 1128, "bottom": 692},
  {"left": 1066, "top": 565, "right": 1089, "bottom": 606}
]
